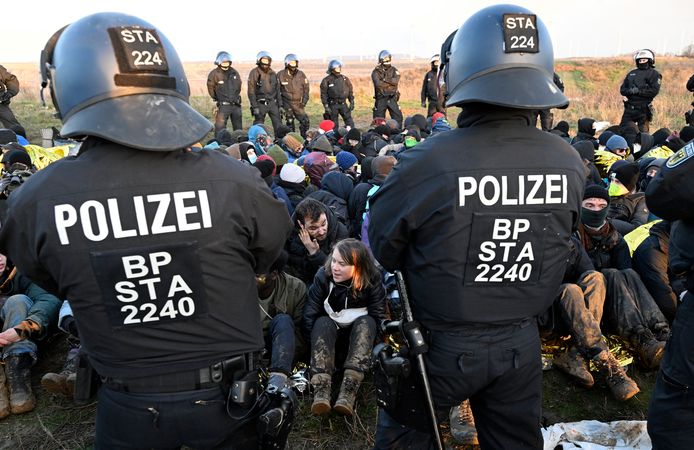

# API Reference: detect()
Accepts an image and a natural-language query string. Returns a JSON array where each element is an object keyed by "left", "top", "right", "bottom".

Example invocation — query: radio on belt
[{"left": 502, "top": 13, "right": 539, "bottom": 53}]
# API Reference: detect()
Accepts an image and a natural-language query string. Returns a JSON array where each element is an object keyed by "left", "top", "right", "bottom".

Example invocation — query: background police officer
[
  {"left": 248, "top": 51, "right": 283, "bottom": 136},
  {"left": 0, "top": 13, "right": 292, "bottom": 448},
  {"left": 0, "top": 64, "right": 22, "bottom": 129},
  {"left": 320, "top": 60, "right": 355, "bottom": 130},
  {"left": 619, "top": 49, "right": 662, "bottom": 133},
  {"left": 368, "top": 5, "right": 585, "bottom": 449},
  {"left": 646, "top": 140, "right": 694, "bottom": 448},
  {"left": 206, "top": 51, "right": 243, "bottom": 133},
  {"left": 421, "top": 54, "right": 444, "bottom": 117},
  {"left": 277, "top": 54, "right": 310, "bottom": 137},
  {"left": 371, "top": 50, "right": 403, "bottom": 127}
]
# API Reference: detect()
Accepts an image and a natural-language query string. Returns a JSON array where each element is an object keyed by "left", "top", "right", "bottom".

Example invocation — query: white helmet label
[{"left": 502, "top": 14, "right": 539, "bottom": 53}]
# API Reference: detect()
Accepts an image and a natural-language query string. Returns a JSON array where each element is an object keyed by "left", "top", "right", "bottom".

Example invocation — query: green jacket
[
  {"left": 258, "top": 272, "right": 306, "bottom": 333},
  {"left": 1, "top": 272, "right": 61, "bottom": 338}
]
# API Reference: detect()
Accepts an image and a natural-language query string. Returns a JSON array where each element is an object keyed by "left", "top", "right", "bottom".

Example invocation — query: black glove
[
  {"left": 0, "top": 92, "right": 11, "bottom": 103},
  {"left": 421, "top": 101, "right": 426, "bottom": 108},
  {"left": 62, "top": 316, "right": 79, "bottom": 338},
  {"left": 349, "top": 102, "right": 355, "bottom": 111},
  {"left": 628, "top": 86, "right": 640, "bottom": 95},
  {"left": 252, "top": 107, "right": 260, "bottom": 116}
]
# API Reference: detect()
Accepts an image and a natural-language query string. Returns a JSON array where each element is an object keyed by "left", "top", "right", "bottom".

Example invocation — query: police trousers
[
  {"left": 328, "top": 103, "right": 355, "bottom": 130},
  {"left": 215, "top": 103, "right": 242, "bottom": 133},
  {"left": 620, "top": 103, "right": 652, "bottom": 133},
  {"left": 374, "top": 318, "right": 543, "bottom": 449},
  {"left": 253, "top": 100, "right": 282, "bottom": 137},
  {"left": 426, "top": 98, "right": 444, "bottom": 118},
  {"left": 285, "top": 102, "right": 310, "bottom": 137},
  {"left": 373, "top": 96, "right": 403, "bottom": 128},
  {"left": 648, "top": 291, "right": 694, "bottom": 449},
  {"left": 95, "top": 384, "right": 258, "bottom": 449},
  {"left": 0, "top": 103, "right": 21, "bottom": 129}
]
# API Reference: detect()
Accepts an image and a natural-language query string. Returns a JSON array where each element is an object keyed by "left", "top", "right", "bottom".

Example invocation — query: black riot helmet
[
  {"left": 327, "top": 59, "right": 342, "bottom": 74},
  {"left": 378, "top": 50, "right": 392, "bottom": 65},
  {"left": 284, "top": 53, "right": 299, "bottom": 70},
  {"left": 256, "top": 51, "right": 272, "bottom": 67},
  {"left": 445, "top": 4, "right": 568, "bottom": 110},
  {"left": 215, "top": 51, "right": 232, "bottom": 66},
  {"left": 42, "top": 12, "right": 211, "bottom": 151}
]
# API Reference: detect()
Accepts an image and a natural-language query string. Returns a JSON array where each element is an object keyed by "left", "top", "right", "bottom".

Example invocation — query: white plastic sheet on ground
[{"left": 542, "top": 420, "right": 651, "bottom": 450}]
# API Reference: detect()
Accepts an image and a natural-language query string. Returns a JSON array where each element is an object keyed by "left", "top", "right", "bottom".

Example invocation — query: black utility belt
[
  {"left": 219, "top": 101, "right": 240, "bottom": 106},
  {"left": 103, "top": 353, "right": 252, "bottom": 394},
  {"left": 329, "top": 99, "right": 347, "bottom": 104},
  {"left": 257, "top": 98, "right": 276, "bottom": 105}
]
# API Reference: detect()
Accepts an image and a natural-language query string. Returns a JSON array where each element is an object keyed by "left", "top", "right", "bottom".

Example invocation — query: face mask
[
  {"left": 248, "top": 153, "right": 257, "bottom": 164},
  {"left": 382, "top": 61, "right": 391, "bottom": 66},
  {"left": 608, "top": 181, "right": 630, "bottom": 197},
  {"left": 581, "top": 207, "right": 609, "bottom": 228},
  {"left": 333, "top": 68, "right": 341, "bottom": 74},
  {"left": 220, "top": 62, "right": 231, "bottom": 70}
]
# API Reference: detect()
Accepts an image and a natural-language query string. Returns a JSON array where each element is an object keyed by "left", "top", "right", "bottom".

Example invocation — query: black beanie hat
[
  {"left": 614, "top": 162, "right": 639, "bottom": 193},
  {"left": 253, "top": 159, "right": 275, "bottom": 180},
  {"left": 583, "top": 184, "right": 610, "bottom": 203},
  {"left": 553, "top": 120, "right": 570, "bottom": 135},
  {"left": 572, "top": 141, "right": 595, "bottom": 163},
  {"left": 665, "top": 137, "right": 686, "bottom": 152},
  {"left": 598, "top": 131, "right": 615, "bottom": 147},
  {"left": 374, "top": 125, "right": 391, "bottom": 137},
  {"left": 652, "top": 128, "right": 671, "bottom": 147},
  {"left": 2, "top": 148, "right": 32, "bottom": 167},
  {"left": 345, "top": 128, "right": 361, "bottom": 142},
  {"left": 679, "top": 125, "right": 694, "bottom": 143}
]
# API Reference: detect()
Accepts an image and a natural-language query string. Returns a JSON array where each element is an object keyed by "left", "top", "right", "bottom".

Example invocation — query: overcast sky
[{"left": 2, "top": 0, "right": 692, "bottom": 63}]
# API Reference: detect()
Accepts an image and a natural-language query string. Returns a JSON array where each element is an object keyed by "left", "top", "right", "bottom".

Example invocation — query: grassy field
[{"left": 0, "top": 57, "right": 690, "bottom": 449}]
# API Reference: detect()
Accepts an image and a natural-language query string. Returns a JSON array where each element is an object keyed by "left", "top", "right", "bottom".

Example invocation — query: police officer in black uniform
[
  {"left": 368, "top": 5, "right": 585, "bottom": 449},
  {"left": 0, "top": 13, "right": 292, "bottom": 448},
  {"left": 248, "top": 51, "right": 283, "bottom": 136},
  {"left": 685, "top": 73, "right": 694, "bottom": 126},
  {"left": 619, "top": 49, "right": 662, "bottom": 133},
  {"left": 371, "top": 50, "right": 403, "bottom": 127},
  {"left": 320, "top": 60, "right": 355, "bottom": 129},
  {"left": 277, "top": 54, "right": 310, "bottom": 137},
  {"left": 207, "top": 51, "right": 243, "bottom": 133},
  {"left": 646, "top": 140, "right": 694, "bottom": 448},
  {"left": 421, "top": 54, "right": 444, "bottom": 117},
  {"left": 0, "top": 64, "right": 22, "bottom": 129}
]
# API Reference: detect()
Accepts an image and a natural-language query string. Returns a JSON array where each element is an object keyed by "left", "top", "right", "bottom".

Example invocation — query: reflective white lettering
[
  {"left": 55, "top": 204, "right": 77, "bottom": 245},
  {"left": 108, "top": 198, "right": 137, "bottom": 239},
  {"left": 80, "top": 200, "right": 109, "bottom": 242},
  {"left": 115, "top": 281, "right": 138, "bottom": 302}
]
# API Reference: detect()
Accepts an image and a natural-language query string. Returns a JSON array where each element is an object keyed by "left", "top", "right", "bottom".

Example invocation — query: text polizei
[
  {"left": 54, "top": 190, "right": 212, "bottom": 245},
  {"left": 459, "top": 174, "right": 568, "bottom": 207}
]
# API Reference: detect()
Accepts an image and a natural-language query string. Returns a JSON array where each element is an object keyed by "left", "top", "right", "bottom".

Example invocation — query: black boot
[
  {"left": 5, "top": 354, "right": 36, "bottom": 415},
  {"left": 41, "top": 345, "right": 79, "bottom": 397}
]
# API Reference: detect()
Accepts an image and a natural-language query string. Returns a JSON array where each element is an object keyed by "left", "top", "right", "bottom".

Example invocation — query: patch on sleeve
[{"left": 666, "top": 141, "right": 694, "bottom": 168}]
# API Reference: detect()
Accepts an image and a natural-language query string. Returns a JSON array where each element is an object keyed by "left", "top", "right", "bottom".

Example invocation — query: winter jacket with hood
[
  {"left": 608, "top": 192, "right": 649, "bottom": 235},
  {"left": 577, "top": 222, "right": 632, "bottom": 271},
  {"left": 308, "top": 171, "right": 354, "bottom": 226},
  {"left": 571, "top": 118, "right": 598, "bottom": 149},
  {"left": 349, "top": 173, "right": 387, "bottom": 238},
  {"left": 303, "top": 266, "right": 386, "bottom": 338}
]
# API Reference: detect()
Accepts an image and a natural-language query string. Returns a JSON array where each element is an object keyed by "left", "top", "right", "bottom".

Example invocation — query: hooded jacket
[
  {"left": 608, "top": 192, "right": 649, "bottom": 235},
  {"left": 286, "top": 204, "right": 349, "bottom": 284},
  {"left": 572, "top": 119, "right": 598, "bottom": 149},
  {"left": 308, "top": 171, "right": 354, "bottom": 226},
  {"left": 577, "top": 222, "right": 632, "bottom": 271},
  {"left": 303, "top": 266, "right": 386, "bottom": 338}
]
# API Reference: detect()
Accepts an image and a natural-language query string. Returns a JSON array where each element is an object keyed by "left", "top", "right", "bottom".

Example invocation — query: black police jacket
[
  {"left": 206, "top": 66, "right": 242, "bottom": 105},
  {"left": 371, "top": 65, "right": 400, "bottom": 98},
  {"left": 320, "top": 73, "right": 354, "bottom": 106},
  {"left": 368, "top": 107, "right": 585, "bottom": 329},
  {"left": 0, "top": 65, "right": 19, "bottom": 103},
  {"left": 646, "top": 142, "right": 694, "bottom": 285},
  {"left": 687, "top": 74, "right": 694, "bottom": 92},
  {"left": 562, "top": 236, "right": 595, "bottom": 284},
  {"left": 0, "top": 138, "right": 292, "bottom": 378},
  {"left": 248, "top": 67, "right": 282, "bottom": 108},
  {"left": 620, "top": 67, "right": 662, "bottom": 106},
  {"left": 303, "top": 266, "right": 386, "bottom": 338},
  {"left": 277, "top": 69, "right": 309, "bottom": 106},
  {"left": 421, "top": 69, "right": 438, "bottom": 102}
]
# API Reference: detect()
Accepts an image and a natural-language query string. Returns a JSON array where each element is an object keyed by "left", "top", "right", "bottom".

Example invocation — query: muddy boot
[
  {"left": 593, "top": 350, "right": 640, "bottom": 401},
  {"left": 310, "top": 373, "right": 332, "bottom": 415},
  {"left": 449, "top": 399, "right": 478, "bottom": 445},
  {"left": 553, "top": 347, "right": 594, "bottom": 388},
  {"left": 0, "top": 366, "right": 9, "bottom": 420},
  {"left": 41, "top": 345, "right": 79, "bottom": 397},
  {"left": 632, "top": 329, "right": 666, "bottom": 369},
  {"left": 5, "top": 354, "right": 36, "bottom": 415},
  {"left": 334, "top": 369, "right": 364, "bottom": 416}
]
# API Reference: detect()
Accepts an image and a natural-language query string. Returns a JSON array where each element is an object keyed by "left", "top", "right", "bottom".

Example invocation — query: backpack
[{"left": 360, "top": 184, "right": 381, "bottom": 249}]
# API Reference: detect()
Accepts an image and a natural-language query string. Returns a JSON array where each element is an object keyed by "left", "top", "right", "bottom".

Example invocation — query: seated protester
[
  {"left": 41, "top": 300, "right": 80, "bottom": 398},
  {"left": 282, "top": 132, "right": 309, "bottom": 163},
  {"left": 606, "top": 161, "right": 649, "bottom": 235},
  {"left": 308, "top": 171, "right": 354, "bottom": 228},
  {"left": 303, "top": 137, "right": 337, "bottom": 188},
  {"left": 576, "top": 185, "right": 669, "bottom": 369},
  {"left": 385, "top": 119, "right": 400, "bottom": 134},
  {"left": 286, "top": 198, "right": 349, "bottom": 284},
  {"left": 303, "top": 239, "right": 386, "bottom": 416},
  {"left": 253, "top": 157, "right": 293, "bottom": 216},
  {"left": 277, "top": 163, "right": 316, "bottom": 210},
  {"left": 571, "top": 118, "right": 599, "bottom": 149},
  {"left": 651, "top": 127, "right": 671, "bottom": 148},
  {"left": 572, "top": 141, "right": 603, "bottom": 187},
  {"left": 680, "top": 125, "right": 694, "bottom": 144},
  {"left": 257, "top": 251, "right": 307, "bottom": 390},
  {"left": 239, "top": 142, "right": 258, "bottom": 164},
  {"left": 640, "top": 131, "right": 676, "bottom": 161},
  {"left": 632, "top": 221, "right": 682, "bottom": 323},
  {"left": 335, "top": 151, "right": 359, "bottom": 185},
  {"left": 349, "top": 156, "right": 396, "bottom": 239},
  {"left": 605, "top": 135, "right": 630, "bottom": 159},
  {"left": 267, "top": 144, "right": 288, "bottom": 174},
  {"left": 225, "top": 143, "right": 242, "bottom": 160},
  {"left": 549, "top": 120, "right": 571, "bottom": 142},
  {"left": 273, "top": 125, "right": 291, "bottom": 144},
  {"left": 248, "top": 124, "right": 271, "bottom": 155},
  {"left": 216, "top": 128, "right": 235, "bottom": 147},
  {"left": 619, "top": 122, "right": 640, "bottom": 155},
  {"left": 597, "top": 130, "right": 614, "bottom": 151},
  {"left": 0, "top": 254, "right": 61, "bottom": 419},
  {"left": 409, "top": 114, "right": 429, "bottom": 139},
  {"left": 341, "top": 128, "right": 365, "bottom": 162},
  {"left": 545, "top": 237, "right": 639, "bottom": 401},
  {"left": 319, "top": 120, "right": 335, "bottom": 136},
  {"left": 632, "top": 132, "right": 655, "bottom": 161}
]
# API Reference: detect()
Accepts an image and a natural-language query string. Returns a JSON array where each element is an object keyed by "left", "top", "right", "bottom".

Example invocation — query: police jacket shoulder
[
  {"left": 303, "top": 266, "right": 386, "bottom": 336},
  {"left": 646, "top": 142, "right": 694, "bottom": 222},
  {"left": 563, "top": 236, "right": 595, "bottom": 283},
  {"left": 0, "top": 65, "right": 19, "bottom": 95},
  {"left": 688, "top": 74, "right": 694, "bottom": 92}
]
